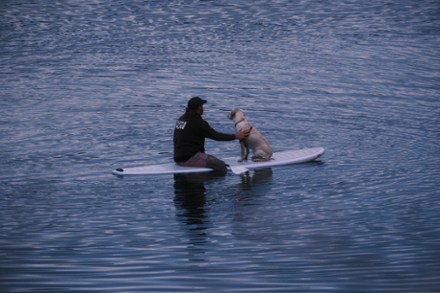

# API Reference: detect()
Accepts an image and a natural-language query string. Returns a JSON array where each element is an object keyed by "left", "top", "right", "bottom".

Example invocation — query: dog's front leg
[
  {"left": 239, "top": 141, "right": 246, "bottom": 162},
  {"left": 239, "top": 140, "right": 249, "bottom": 162}
]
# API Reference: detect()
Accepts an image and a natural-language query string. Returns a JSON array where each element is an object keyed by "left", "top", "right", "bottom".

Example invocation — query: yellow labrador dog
[{"left": 228, "top": 108, "right": 273, "bottom": 162}]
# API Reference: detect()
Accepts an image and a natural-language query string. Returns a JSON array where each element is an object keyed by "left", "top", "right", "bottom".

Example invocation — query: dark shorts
[{"left": 178, "top": 152, "right": 227, "bottom": 173}]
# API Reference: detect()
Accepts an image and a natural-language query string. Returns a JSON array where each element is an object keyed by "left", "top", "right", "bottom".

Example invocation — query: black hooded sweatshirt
[{"left": 173, "top": 110, "right": 235, "bottom": 163}]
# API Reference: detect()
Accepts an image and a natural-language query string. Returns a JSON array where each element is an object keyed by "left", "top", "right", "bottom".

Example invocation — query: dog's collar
[
  {"left": 235, "top": 118, "right": 246, "bottom": 126},
  {"left": 239, "top": 126, "right": 253, "bottom": 142}
]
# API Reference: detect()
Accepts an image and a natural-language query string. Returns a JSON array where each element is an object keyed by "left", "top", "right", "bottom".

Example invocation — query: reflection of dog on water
[{"left": 239, "top": 168, "right": 273, "bottom": 187}]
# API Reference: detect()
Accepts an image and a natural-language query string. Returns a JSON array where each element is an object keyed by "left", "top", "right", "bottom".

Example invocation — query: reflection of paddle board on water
[{"left": 112, "top": 147, "right": 325, "bottom": 176}]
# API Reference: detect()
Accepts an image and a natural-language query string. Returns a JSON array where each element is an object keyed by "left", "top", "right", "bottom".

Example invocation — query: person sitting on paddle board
[{"left": 173, "top": 97, "right": 249, "bottom": 173}]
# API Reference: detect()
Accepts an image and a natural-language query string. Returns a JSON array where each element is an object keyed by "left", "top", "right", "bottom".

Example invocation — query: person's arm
[
  {"left": 203, "top": 121, "right": 235, "bottom": 141},
  {"left": 201, "top": 120, "right": 249, "bottom": 141}
]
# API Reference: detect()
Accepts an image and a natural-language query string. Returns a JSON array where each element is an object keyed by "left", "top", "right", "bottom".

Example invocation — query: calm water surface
[{"left": 1, "top": 0, "right": 439, "bottom": 292}]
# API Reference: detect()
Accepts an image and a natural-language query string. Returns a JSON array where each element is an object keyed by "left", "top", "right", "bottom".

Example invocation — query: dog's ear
[{"left": 229, "top": 109, "right": 237, "bottom": 119}]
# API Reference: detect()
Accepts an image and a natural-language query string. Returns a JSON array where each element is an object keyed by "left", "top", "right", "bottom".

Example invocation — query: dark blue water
[{"left": 1, "top": 0, "right": 440, "bottom": 292}]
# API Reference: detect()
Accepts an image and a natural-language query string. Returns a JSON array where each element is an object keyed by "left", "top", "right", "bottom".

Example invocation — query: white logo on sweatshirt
[{"left": 175, "top": 120, "right": 187, "bottom": 130}]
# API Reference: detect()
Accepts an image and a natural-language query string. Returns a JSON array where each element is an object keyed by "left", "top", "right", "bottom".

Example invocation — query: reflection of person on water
[
  {"left": 173, "top": 171, "right": 225, "bottom": 225},
  {"left": 173, "top": 97, "right": 249, "bottom": 174},
  {"left": 174, "top": 173, "right": 207, "bottom": 225},
  {"left": 173, "top": 173, "right": 211, "bottom": 250},
  {"left": 174, "top": 169, "right": 273, "bottom": 258}
]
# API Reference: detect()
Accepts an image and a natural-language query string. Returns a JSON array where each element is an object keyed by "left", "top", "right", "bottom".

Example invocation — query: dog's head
[{"left": 228, "top": 108, "right": 245, "bottom": 122}]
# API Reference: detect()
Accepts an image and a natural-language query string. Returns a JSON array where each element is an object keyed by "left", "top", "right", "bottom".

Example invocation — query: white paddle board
[{"left": 112, "top": 147, "right": 324, "bottom": 176}]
